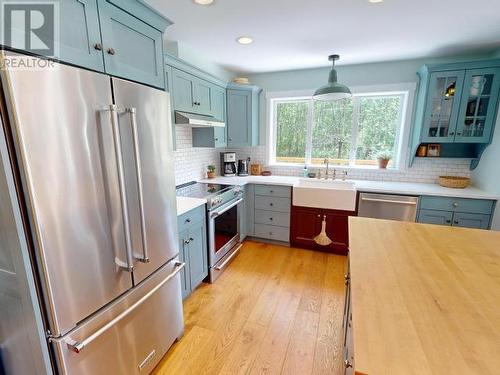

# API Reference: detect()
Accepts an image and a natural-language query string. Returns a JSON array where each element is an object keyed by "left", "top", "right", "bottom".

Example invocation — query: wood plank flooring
[{"left": 153, "top": 240, "right": 346, "bottom": 375}]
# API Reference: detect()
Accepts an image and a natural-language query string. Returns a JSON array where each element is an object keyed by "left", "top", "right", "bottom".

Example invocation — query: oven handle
[{"left": 210, "top": 198, "right": 243, "bottom": 219}]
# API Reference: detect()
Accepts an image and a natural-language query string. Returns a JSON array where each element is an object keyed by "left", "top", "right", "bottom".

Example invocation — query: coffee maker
[
  {"left": 221, "top": 152, "right": 237, "bottom": 177},
  {"left": 238, "top": 157, "right": 251, "bottom": 176}
]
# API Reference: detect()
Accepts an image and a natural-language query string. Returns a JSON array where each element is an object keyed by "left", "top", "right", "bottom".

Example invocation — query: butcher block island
[{"left": 346, "top": 217, "right": 500, "bottom": 375}]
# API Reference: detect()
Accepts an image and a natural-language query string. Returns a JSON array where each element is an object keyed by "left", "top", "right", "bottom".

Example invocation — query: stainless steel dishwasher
[{"left": 358, "top": 193, "right": 419, "bottom": 222}]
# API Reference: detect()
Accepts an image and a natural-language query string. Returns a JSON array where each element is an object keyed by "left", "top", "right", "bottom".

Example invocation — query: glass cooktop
[{"left": 175, "top": 181, "right": 232, "bottom": 199}]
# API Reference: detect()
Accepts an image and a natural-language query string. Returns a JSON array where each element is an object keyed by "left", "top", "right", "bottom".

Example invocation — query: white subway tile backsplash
[{"left": 174, "top": 129, "right": 472, "bottom": 186}]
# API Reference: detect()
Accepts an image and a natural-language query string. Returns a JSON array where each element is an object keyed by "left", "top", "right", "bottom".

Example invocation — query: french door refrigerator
[{"left": 0, "top": 51, "right": 184, "bottom": 374}]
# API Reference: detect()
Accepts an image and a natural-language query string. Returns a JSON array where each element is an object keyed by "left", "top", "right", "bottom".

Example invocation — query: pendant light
[{"left": 313, "top": 54, "right": 351, "bottom": 101}]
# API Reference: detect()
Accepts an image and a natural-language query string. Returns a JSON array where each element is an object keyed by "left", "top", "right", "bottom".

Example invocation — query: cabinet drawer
[
  {"left": 177, "top": 205, "right": 205, "bottom": 232},
  {"left": 255, "top": 210, "right": 290, "bottom": 228},
  {"left": 254, "top": 185, "right": 291, "bottom": 198},
  {"left": 419, "top": 196, "right": 494, "bottom": 214},
  {"left": 255, "top": 196, "right": 291, "bottom": 213},
  {"left": 254, "top": 224, "right": 290, "bottom": 242}
]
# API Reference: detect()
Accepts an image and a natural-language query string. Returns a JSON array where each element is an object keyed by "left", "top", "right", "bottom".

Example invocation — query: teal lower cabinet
[
  {"left": 250, "top": 185, "right": 291, "bottom": 243},
  {"left": 417, "top": 196, "right": 495, "bottom": 229},
  {"left": 177, "top": 206, "right": 208, "bottom": 299},
  {"left": 418, "top": 209, "right": 453, "bottom": 226},
  {"left": 452, "top": 212, "right": 491, "bottom": 229}
]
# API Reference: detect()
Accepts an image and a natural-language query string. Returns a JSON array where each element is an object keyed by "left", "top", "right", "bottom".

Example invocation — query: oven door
[{"left": 208, "top": 198, "right": 243, "bottom": 267}]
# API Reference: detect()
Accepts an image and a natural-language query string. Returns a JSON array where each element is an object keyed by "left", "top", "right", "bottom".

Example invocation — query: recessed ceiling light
[
  {"left": 368, "top": 0, "right": 383, "bottom": 3},
  {"left": 193, "top": 0, "right": 214, "bottom": 5},
  {"left": 237, "top": 36, "right": 253, "bottom": 45}
]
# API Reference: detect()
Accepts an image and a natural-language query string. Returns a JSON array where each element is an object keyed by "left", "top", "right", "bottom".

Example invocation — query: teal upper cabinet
[
  {"left": 192, "top": 86, "right": 227, "bottom": 148},
  {"left": 227, "top": 84, "right": 262, "bottom": 147},
  {"left": 172, "top": 68, "right": 197, "bottom": 112},
  {"left": 58, "top": 0, "right": 104, "bottom": 71},
  {"left": 97, "top": 0, "right": 167, "bottom": 88},
  {"left": 194, "top": 78, "right": 213, "bottom": 114},
  {"left": 455, "top": 68, "right": 500, "bottom": 143},
  {"left": 421, "top": 70, "right": 465, "bottom": 143},
  {"left": 410, "top": 59, "right": 500, "bottom": 169}
]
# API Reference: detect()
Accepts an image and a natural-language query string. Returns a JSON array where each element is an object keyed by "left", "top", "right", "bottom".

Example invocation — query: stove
[
  {"left": 176, "top": 182, "right": 243, "bottom": 210},
  {"left": 176, "top": 181, "right": 244, "bottom": 282}
]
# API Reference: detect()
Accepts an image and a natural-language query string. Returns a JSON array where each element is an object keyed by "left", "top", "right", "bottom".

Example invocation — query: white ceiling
[{"left": 146, "top": 0, "right": 500, "bottom": 74}]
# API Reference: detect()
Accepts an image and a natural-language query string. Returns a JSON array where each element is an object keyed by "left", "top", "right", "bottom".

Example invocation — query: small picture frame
[{"left": 427, "top": 144, "right": 441, "bottom": 157}]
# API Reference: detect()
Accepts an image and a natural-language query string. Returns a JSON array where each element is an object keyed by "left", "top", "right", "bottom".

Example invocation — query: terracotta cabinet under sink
[{"left": 290, "top": 205, "right": 356, "bottom": 255}]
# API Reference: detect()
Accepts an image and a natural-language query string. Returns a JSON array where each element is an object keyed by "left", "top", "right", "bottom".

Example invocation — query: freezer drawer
[
  {"left": 51, "top": 260, "right": 184, "bottom": 375},
  {"left": 358, "top": 193, "right": 419, "bottom": 222}
]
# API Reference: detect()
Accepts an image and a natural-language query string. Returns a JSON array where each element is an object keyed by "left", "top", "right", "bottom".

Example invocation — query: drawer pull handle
[{"left": 107, "top": 47, "right": 116, "bottom": 55}]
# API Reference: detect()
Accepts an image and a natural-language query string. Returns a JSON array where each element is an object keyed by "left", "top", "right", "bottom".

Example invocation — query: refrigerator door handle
[
  {"left": 63, "top": 261, "right": 185, "bottom": 353},
  {"left": 106, "top": 104, "right": 134, "bottom": 272},
  {"left": 126, "top": 107, "right": 149, "bottom": 264}
]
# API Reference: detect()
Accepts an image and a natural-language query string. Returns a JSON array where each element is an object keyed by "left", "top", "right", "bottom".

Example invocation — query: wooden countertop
[{"left": 348, "top": 217, "right": 500, "bottom": 375}]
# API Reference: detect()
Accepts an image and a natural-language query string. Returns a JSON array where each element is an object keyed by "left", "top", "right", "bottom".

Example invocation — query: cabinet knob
[
  {"left": 344, "top": 360, "right": 353, "bottom": 369},
  {"left": 107, "top": 48, "right": 116, "bottom": 55},
  {"left": 229, "top": 138, "right": 232, "bottom": 141},
  {"left": 185, "top": 218, "right": 191, "bottom": 223},
  {"left": 317, "top": 214, "right": 321, "bottom": 218},
  {"left": 445, "top": 219, "right": 451, "bottom": 224},
  {"left": 215, "top": 138, "right": 218, "bottom": 141},
  {"left": 454, "top": 220, "right": 459, "bottom": 224},
  {"left": 184, "top": 239, "right": 190, "bottom": 245},
  {"left": 269, "top": 203, "right": 274, "bottom": 207},
  {"left": 94, "top": 43, "right": 102, "bottom": 51},
  {"left": 457, "top": 132, "right": 462, "bottom": 136},
  {"left": 452, "top": 202, "right": 459, "bottom": 208},
  {"left": 189, "top": 237, "right": 194, "bottom": 242},
  {"left": 269, "top": 217, "right": 273, "bottom": 221},
  {"left": 270, "top": 190, "right": 274, "bottom": 193},
  {"left": 449, "top": 132, "right": 454, "bottom": 136}
]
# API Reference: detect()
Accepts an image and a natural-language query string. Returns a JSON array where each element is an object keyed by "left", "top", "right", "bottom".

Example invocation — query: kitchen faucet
[{"left": 324, "top": 158, "right": 329, "bottom": 179}]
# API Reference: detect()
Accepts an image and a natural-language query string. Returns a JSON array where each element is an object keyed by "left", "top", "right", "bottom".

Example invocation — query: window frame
[{"left": 266, "top": 83, "right": 416, "bottom": 170}]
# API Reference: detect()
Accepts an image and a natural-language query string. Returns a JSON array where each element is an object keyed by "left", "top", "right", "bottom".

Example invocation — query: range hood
[{"left": 175, "top": 111, "right": 225, "bottom": 127}]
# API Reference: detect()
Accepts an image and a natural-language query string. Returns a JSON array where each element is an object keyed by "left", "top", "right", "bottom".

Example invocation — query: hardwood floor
[{"left": 153, "top": 240, "right": 347, "bottom": 375}]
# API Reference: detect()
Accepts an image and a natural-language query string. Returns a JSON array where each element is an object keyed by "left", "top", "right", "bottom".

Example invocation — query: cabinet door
[
  {"left": 211, "top": 86, "right": 226, "bottom": 121},
  {"left": 417, "top": 209, "right": 453, "bottom": 226},
  {"left": 178, "top": 230, "right": 191, "bottom": 299},
  {"left": 227, "top": 89, "right": 252, "bottom": 147},
  {"left": 59, "top": 0, "right": 105, "bottom": 71},
  {"left": 324, "top": 211, "right": 350, "bottom": 254},
  {"left": 421, "top": 70, "right": 465, "bottom": 143},
  {"left": 194, "top": 79, "right": 212, "bottom": 114},
  {"left": 290, "top": 206, "right": 322, "bottom": 249},
  {"left": 187, "top": 220, "right": 208, "bottom": 290},
  {"left": 98, "top": 0, "right": 164, "bottom": 88},
  {"left": 455, "top": 68, "right": 500, "bottom": 143},
  {"left": 171, "top": 68, "right": 196, "bottom": 113},
  {"left": 452, "top": 212, "right": 491, "bottom": 229}
]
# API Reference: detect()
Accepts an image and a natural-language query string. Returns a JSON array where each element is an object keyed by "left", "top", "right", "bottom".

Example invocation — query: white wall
[{"left": 471, "top": 107, "right": 500, "bottom": 230}]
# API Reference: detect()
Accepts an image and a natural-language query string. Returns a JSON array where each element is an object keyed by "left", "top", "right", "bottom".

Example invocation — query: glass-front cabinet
[
  {"left": 455, "top": 68, "right": 500, "bottom": 143},
  {"left": 422, "top": 67, "right": 500, "bottom": 143},
  {"left": 422, "top": 70, "right": 464, "bottom": 142}
]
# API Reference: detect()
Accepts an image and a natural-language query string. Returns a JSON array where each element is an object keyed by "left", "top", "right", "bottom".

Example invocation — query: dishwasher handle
[{"left": 360, "top": 197, "right": 417, "bottom": 205}]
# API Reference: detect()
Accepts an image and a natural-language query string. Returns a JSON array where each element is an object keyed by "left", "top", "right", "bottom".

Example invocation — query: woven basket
[{"left": 438, "top": 176, "right": 471, "bottom": 189}]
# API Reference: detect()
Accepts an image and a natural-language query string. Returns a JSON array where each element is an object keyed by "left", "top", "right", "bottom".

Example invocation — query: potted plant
[
  {"left": 377, "top": 152, "right": 392, "bottom": 169},
  {"left": 207, "top": 165, "right": 216, "bottom": 179}
]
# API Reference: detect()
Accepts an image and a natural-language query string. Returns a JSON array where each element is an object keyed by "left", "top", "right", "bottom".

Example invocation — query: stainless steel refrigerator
[{"left": 0, "top": 51, "right": 184, "bottom": 374}]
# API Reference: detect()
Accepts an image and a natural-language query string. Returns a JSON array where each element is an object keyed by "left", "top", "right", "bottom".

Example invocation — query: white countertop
[
  {"left": 198, "top": 176, "right": 499, "bottom": 200},
  {"left": 176, "top": 196, "right": 206, "bottom": 216}
]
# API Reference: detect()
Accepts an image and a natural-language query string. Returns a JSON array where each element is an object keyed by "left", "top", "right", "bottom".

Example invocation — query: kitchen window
[{"left": 268, "top": 86, "right": 413, "bottom": 169}]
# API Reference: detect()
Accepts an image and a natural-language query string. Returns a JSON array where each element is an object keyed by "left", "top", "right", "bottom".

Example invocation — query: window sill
[{"left": 267, "top": 162, "right": 402, "bottom": 172}]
